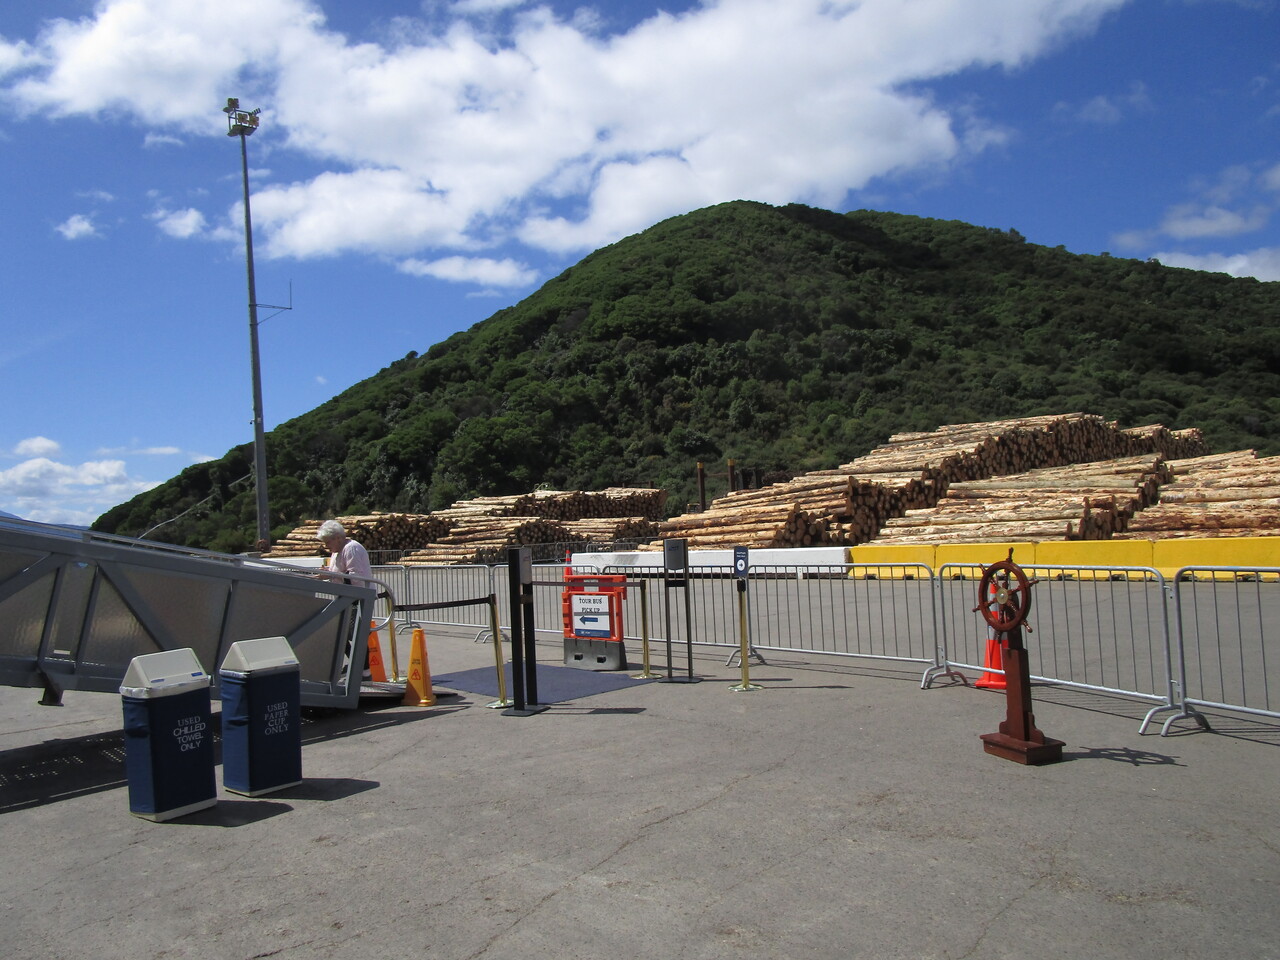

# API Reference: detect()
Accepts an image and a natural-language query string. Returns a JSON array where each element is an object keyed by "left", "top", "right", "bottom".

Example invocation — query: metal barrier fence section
[
  {"left": 371, "top": 564, "right": 411, "bottom": 628},
  {"left": 393, "top": 565, "right": 496, "bottom": 635},
  {"left": 741, "top": 564, "right": 937, "bottom": 665},
  {"left": 600, "top": 565, "right": 735, "bottom": 654},
  {"left": 932, "top": 563, "right": 1176, "bottom": 713},
  {"left": 1161, "top": 567, "right": 1280, "bottom": 733},
  {"left": 595, "top": 563, "right": 936, "bottom": 667}
]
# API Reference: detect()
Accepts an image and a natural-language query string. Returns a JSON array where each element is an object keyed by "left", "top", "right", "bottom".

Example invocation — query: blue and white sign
[
  {"left": 733, "top": 545, "right": 749, "bottom": 580},
  {"left": 571, "top": 593, "right": 612, "bottom": 638}
]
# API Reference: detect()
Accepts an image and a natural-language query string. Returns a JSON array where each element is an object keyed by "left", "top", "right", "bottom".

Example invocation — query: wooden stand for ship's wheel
[{"left": 975, "top": 556, "right": 1064, "bottom": 765}]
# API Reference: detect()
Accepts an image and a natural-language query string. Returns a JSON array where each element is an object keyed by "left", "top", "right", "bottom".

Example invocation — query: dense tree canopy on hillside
[{"left": 95, "top": 201, "right": 1279, "bottom": 552}]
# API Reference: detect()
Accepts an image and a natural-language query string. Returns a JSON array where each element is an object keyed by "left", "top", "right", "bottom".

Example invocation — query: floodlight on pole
[{"left": 224, "top": 97, "right": 270, "bottom": 550}]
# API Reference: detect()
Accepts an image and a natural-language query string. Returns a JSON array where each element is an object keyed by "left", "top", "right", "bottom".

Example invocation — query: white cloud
[
  {"left": 5, "top": 0, "right": 320, "bottom": 125},
  {"left": 252, "top": 169, "right": 469, "bottom": 258},
  {"left": 1151, "top": 247, "right": 1280, "bottom": 281},
  {"left": 1, "top": 439, "right": 190, "bottom": 524},
  {"left": 1119, "top": 161, "right": 1280, "bottom": 277},
  {"left": 143, "top": 132, "right": 184, "bottom": 148},
  {"left": 151, "top": 206, "right": 208, "bottom": 239},
  {"left": 1261, "top": 161, "right": 1280, "bottom": 193},
  {"left": 0, "top": 37, "right": 38, "bottom": 77},
  {"left": 451, "top": 0, "right": 530, "bottom": 12},
  {"left": 1160, "top": 203, "right": 1270, "bottom": 239},
  {"left": 1073, "top": 94, "right": 1123, "bottom": 124},
  {"left": 1198, "top": 163, "right": 1258, "bottom": 205},
  {"left": 55, "top": 213, "right": 98, "bottom": 239},
  {"left": 6, "top": 0, "right": 1128, "bottom": 267},
  {"left": 14, "top": 436, "right": 61, "bottom": 457},
  {"left": 95, "top": 445, "right": 184, "bottom": 457},
  {"left": 1053, "top": 81, "right": 1151, "bottom": 124},
  {"left": 398, "top": 255, "right": 538, "bottom": 287},
  {"left": 0, "top": 456, "right": 159, "bottom": 526}
]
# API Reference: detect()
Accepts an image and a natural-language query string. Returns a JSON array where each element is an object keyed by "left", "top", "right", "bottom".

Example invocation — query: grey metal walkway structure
[{"left": 0, "top": 519, "right": 374, "bottom": 709}]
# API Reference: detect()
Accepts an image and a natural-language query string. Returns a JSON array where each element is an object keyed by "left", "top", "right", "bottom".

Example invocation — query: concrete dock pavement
[{"left": 1, "top": 627, "right": 1277, "bottom": 960}]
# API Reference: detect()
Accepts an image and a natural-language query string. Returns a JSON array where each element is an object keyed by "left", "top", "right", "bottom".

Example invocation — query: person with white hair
[
  {"left": 317, "top": 519, "right": 375, "bottom": 680},
  {"left": 316, "top": 520, "right": 373, "bottom": 587}
]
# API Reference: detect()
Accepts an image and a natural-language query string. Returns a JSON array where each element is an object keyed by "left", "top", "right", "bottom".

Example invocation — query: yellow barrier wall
[
  {"left": 1151, "top": 537, "right": 1280, "bottom": 580},
  {"left": 1033, "top": 540, "right": 1156, "bottom": 578},
  {"left": 848, "top": 537, "right": 1279, "bottom": 579},
  {"left": 933, "top": 542, "right": 1037, "bottom": 572},
  {"left": 846, "top": 544, "right": 936, "bottom": 579}
]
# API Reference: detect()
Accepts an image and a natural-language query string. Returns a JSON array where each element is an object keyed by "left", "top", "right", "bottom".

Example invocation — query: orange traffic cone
[
  {"left": 975, "top": 635, "right": 1006, "bottom": 689},
  {"left": 366, "top": 621, "right": 388, "bottom": 683},
  {"left": 975, "top": 581, "right": 1005, "bottom": 690},
  {"left": 402, "top": 627, "right": 436, "bottom": 706}
]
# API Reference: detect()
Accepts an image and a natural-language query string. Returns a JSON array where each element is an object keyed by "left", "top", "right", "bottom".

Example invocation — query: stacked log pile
[
  {"left": 1116, "top": 451, "right": 1280, "bottom": 539},
  {"left": 588, "top": 488, "right": 668, "bottom": 520},
  {"left": 264, "top": 418, "right": 1238, "bottom": 559},
  {"left": 399, "top": 515, "right": 661, "bottom": 565},
  {"left": 434, "top": 488, "right": 666, "bottom": 522},
  {"left": 265, "top": 513, "right": 450, "bottom": 560},
  {"left": 655, "top": 413, "right": 1207, "bottom": 549},
  {"left": 400, "top": 517, "right": 571, "bottom": 565},
  {"left": 562, "top": 518, "right": 661, "bottom": 543},
  {"left": 269, "top": 488, "right": 666, "bottom": 565},
  {"left": 1121, "top": 424, "right": 1206, "bottom": 458},
  {"left": 655, "top": 501, "right": 836, "bottom": 549},
  {"left": 398, "top": 488, "right": 666, "bottom": 565},
  {"left": 875, "top": 455, "right": 1171, "bottom": 544},
  {"left": 841, "top": 415, "right": 1203, "bottom": 485}
]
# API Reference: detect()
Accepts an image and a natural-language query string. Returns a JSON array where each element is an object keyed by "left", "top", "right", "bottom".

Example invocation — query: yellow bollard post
[
  {"left": 633, "top": 579, "right": 662, "bottom": 679},
  {"left": 729, "top": 578, "right": 762, "bottom": 693},
  {"left": 485, "top": 595, "right": 512, "bottom": 709},
  {"left": 402, "top": 627, "right": 436, "bottom": 706},
  {"left": 386, "top": 618, "right": 403, "bottom": 683}
]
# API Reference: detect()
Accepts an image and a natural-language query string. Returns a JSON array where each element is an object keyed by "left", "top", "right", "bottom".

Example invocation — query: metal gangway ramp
[{"left": 0, "top": 519, "right": 374, "bottom": 709}]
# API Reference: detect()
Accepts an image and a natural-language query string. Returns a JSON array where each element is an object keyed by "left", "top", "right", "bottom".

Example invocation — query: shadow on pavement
[
  {"left": 268, "top": 777, "right": 380, "bottom": 801},
  {"left": 167, "top": 798, "right": 294, "bottom": 827},
  {"left": 0, "top": 698, "right": 457, "bottom": 814},
  {"left": 1063, "top": 745, "right": 1185, "bottom": 766},
  {"left": 0, "top": 729, "right": 128, "bottom": 815}
]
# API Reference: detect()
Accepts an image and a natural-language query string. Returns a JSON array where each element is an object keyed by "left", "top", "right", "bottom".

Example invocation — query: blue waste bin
[
  {"left": 120, "top": 649, "right": 217, "bottom": 822},
  {"left": 219, "top": 636, "right": 302, "bottom": 797}
]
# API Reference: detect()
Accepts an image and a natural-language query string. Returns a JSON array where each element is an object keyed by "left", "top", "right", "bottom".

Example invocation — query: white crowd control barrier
[{"left": 1145, "top": 566, "right": 1280, "bottom": 735}]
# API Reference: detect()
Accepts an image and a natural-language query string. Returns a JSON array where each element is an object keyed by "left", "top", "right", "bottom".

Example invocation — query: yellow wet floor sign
[{"left": 402, "top": 627, "right": 436, "bottom": 706}]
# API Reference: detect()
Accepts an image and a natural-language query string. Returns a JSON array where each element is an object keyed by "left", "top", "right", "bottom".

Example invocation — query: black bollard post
[
  {"left": 660, "top": 538, "right": 701, "bottom": 684},
  {"left": 503, "top": 546, "right": 547, "bottom": 717}
]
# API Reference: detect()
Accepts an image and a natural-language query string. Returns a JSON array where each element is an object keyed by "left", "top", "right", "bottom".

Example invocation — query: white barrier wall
[{"left": 571, "top": 547, "right": 849, "bottom": 570}]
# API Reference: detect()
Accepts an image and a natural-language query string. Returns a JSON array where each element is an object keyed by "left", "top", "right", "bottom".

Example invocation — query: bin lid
[
  {"left": 220, "top": 636, "right": 299, "bottom": 675},
  {"left": 119, "top": 648, "right": 210, "bottom": 698}
]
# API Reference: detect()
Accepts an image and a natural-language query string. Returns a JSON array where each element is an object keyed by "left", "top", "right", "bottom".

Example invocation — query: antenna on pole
[{"left": 256, "top": 280, "right": 293, "bottom": 324}]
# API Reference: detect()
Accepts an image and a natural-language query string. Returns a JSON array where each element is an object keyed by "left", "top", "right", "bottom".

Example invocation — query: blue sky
[{"left": 1, "top": 0, "right": 1277, "bottom": 527}]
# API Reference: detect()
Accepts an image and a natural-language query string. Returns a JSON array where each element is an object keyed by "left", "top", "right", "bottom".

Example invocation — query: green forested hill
[{"left": 95, "top": 201, "right": 1280, "bottom": 552}]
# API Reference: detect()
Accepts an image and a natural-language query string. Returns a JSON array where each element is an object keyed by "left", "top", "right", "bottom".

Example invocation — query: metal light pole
[{"left": 223, "top": 98, "right": 270, "bottom": 550}]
